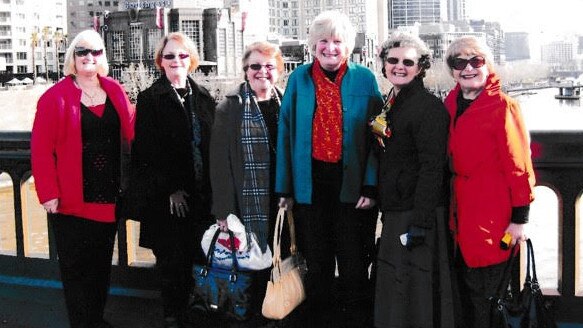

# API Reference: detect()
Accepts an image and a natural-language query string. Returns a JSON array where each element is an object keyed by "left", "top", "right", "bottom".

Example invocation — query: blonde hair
[
  {"left": 154, "top": 32, "right": 200, "bottom": 73},
  {"left": 242, "top": 41, "right": 285, "bottom": 78},
  {"left": 306, "top": 11, "right": 356, "bottom": 59},
  {"left": 445, "top": 36, "right": 494, "bottom": 77},
  {"left": 63, "top": 29, "right": 109, "bottom": 76}
]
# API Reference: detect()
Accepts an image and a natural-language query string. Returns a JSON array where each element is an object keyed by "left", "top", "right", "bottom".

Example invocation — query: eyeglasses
[
  {"left": 162, "top": 53, "right": 190, "bottom": 60},
  {"left": 386, "top": 57, "right": 416, "bottom": 67},
  {"left": 74, "top": 47, "right": 103, "bottom": 57},
  {"left": 449, "top": 56, "right": 486, "bottom": 70},
  {"left": 245, "top": 64, "right": 276, "bottom": 71}
]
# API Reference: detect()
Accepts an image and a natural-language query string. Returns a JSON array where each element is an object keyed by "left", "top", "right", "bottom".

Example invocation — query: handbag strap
[
  {"left": 494, "top": 242, "right": 520, "bottom": 299},
  {"left": 271, "top": 208, "right": 299, "bottom": 267},
  {"left": 205, "top": 229, "right": 241, "bottom": 275},
  {"left": 525, "top": 239, "right": 539, "bottom": 287}
]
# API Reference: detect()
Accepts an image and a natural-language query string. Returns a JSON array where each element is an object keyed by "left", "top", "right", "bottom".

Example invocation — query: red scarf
[{"left": 311, "top": 60, "right": 347, "bottom": 163}]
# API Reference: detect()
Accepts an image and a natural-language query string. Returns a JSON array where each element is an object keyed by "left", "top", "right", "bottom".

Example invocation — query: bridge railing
[{"left": 0, "top": 131, "right": 582, "bottom": 322}]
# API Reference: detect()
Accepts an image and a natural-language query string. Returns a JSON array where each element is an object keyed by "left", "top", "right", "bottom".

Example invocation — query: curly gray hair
[{"left": 379, "top": 32, "right": 432, "bottom": 79}]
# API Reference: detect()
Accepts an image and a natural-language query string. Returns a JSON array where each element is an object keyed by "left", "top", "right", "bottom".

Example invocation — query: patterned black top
[{"left": 81, "top": 98, "right": 121, "bottom": 204}]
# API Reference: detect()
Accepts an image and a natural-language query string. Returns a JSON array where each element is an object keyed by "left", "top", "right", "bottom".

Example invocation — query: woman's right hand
[
  {"left": 217, "top": 218, "right": 229, "bottom": 232},
  {"left": 279, "top": 197, "right": 294, "bottom": 210},
  {"left": 42, "top": 198, "right": 59, "bottom": 214},
  {"left": 169, "top": 190, "right": 190, "bottom": 218}
]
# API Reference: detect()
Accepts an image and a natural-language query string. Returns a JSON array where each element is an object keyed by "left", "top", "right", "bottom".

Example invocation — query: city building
[
  {"left": 542, "top": 40, "right": 575, "bottom": 66},
  {"left": 67, "top": 0, "right": 119, "bottom": 39},
  {"left": 505, "top": 32, "right": 530, "bottom": 62},
  {"left": 0, "top": 0, "right": 66, "bottom": 78},
  {"left": 103, "top": 6, "right": 245, "bottom": 78},
  {"left": 388, "top": 0, "right": 448, "bottom": 29}
]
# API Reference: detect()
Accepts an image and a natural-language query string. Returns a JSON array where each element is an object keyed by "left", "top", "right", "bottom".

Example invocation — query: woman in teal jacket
[{"left": 275, "top": 10, "right": 382, "bottom": 327}]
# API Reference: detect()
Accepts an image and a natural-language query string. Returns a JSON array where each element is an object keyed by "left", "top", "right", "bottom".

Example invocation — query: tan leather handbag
[{"left": 261, "top": 208, "right": 307, "bottom": 319}]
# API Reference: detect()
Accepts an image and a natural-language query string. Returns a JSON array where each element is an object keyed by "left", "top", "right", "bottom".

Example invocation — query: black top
[{"left": 81, "top": 98, "right": 120, "bottom": 204}]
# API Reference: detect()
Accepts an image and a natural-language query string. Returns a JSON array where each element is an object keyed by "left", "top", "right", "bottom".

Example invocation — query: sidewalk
[{"left": 0, "top": 282, "right": 163, "bottom": 328}]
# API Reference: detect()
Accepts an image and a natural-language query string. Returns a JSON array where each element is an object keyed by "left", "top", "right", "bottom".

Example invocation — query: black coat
[
  {"left": 376, "top": 78, "right": 450, "bottom": 228},
  {"left": 131, "top": 75, "right": 216, "bottom": 249}
]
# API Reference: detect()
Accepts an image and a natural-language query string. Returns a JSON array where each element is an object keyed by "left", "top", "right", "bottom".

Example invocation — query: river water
[{"left": 0, "top": 85, "right": 581, "bottom": 290}]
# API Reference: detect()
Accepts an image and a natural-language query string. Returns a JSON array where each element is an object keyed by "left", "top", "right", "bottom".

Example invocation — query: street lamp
[
  {"left": 31, "top": 31, "right": 38, "bottom": 84},
  {"left": 41, "top": 26, "right": 51, "bottom": 82},
  {"left": 53, "top": 29, "right": 64, "bottom": 81}
]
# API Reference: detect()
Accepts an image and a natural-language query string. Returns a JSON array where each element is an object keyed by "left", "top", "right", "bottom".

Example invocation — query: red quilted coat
[{"left": 445, "top": 73, "right": 535, "bottom": 268}]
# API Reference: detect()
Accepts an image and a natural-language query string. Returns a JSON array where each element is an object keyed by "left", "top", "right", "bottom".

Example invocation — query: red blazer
[
  {"left": 445, "top": 73, "right": 535, "bottom": 268},
  {"left": 31, "top": 75, "right": 135, "bottom": 222}
]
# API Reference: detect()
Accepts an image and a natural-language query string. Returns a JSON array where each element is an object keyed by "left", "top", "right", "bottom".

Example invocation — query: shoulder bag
[
  {"left": 261, "top": 208, "right": 307, "bottom": 319},
  {"left": 192, "top": 229, "right": 253, "bottom": 321},
  {"left": 490, "top": 239, "right": 557, "bottom": 328}
]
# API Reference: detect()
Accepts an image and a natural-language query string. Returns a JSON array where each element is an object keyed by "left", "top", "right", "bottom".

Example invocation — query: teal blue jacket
[{"left": 275, "top": 62, "right": 383, "bottom": 204}]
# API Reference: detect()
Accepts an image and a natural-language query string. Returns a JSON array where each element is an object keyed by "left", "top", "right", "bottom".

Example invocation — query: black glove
[{"left": 403, "top": 225, "right": 427, "bottom": 250}]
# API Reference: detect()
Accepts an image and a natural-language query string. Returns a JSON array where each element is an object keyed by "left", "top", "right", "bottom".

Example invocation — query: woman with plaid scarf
[{"left": 210, "top": 41, "right": 285, "bottom": 326}]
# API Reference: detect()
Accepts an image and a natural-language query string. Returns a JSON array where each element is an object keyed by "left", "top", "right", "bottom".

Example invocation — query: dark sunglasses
[
  {"left": 162, "top": 53, "right": 190, "bottom": 60},
  {"left": 386, "top": 57, "right": 416, "bottom": 67},
  {"left": 245, "top": 64, "right": 276, "bottom": 71},
  {"left": 74, "top": 47, "right": 103, "bottom": 57},
  {"left": 449, "top": 56, "right": 486, "bottom": 70}
]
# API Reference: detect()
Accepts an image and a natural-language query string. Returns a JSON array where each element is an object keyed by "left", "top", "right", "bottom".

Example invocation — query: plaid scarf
[{"left": 241, "top": 82, "right": 278, "bottom": 251}]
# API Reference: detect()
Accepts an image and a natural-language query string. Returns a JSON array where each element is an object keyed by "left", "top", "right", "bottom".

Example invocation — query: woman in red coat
[
  {"left": 31, "top": 29, "right": 134, "bottom": 328},
  {"left": 444, "top": 36, "right": 535, "bottom": 328}
]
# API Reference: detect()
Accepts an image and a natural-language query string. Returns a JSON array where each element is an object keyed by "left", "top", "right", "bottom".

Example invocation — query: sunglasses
[
  {"left": 386, "top": 57, "right": 416, "bottom": 67},
  {"left": 449, "top": 56, "right": 486, "bottom": 70},
  {"left": 162, "top": 53, "right": 190, "bottom": 60},
  {"left": 74, "top": 47, "right": 103, "bottom": 57},
  {"left": 245, "top": 64, "right": 276, "bottom": 71}
]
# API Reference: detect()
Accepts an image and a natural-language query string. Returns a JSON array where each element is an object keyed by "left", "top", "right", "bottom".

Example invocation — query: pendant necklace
[{"left": 82, "top": 89, "right": 98, "bottom": 106}]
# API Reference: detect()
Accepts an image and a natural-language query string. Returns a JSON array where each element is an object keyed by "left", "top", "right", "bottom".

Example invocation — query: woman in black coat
[
  {"left": 130, "top": 32, "right": 215, "bottom": 328},
  {"left": 372, "top": 32, "right": 455, "bottom": 328}
]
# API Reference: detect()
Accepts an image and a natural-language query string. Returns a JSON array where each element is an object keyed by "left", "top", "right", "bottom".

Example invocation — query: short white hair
[{"left": 306, "top": 11, "right": 356, "bottom": 59}]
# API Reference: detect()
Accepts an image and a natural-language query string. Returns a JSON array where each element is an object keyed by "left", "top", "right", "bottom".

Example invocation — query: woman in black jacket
[
  {"left": 130, "top": 32, "right": 215, "bottom": 328},
  {"left": 372, "top": 32, "right": 455, "bottom": 328}
]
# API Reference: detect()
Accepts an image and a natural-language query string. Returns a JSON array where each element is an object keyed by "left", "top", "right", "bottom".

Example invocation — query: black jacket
[
  {"left": 376, "top": 78, "right": 450, "bottom": 228},
  {"left": 131, "top": 75, "right": 216, "bottom": 248}
]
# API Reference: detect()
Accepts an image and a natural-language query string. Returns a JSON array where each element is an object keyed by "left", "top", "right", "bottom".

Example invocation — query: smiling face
[
  {"left": 244, "top": 50, "right": 279, "bottom": 100},
  {"left": 452, "top": 49, "right": 489, "bottom": 99},
  {"left": 384, "top": 46, "right": 421, "bottom": 92},
  {"left": 315, "top": 35, "right": 347, "bottom": 72},
  {"left": 74, "top": 40, "right": 104, "bottom": 78},
  {"left": 160, "top": 39, "right": 191, "bottom": 84}
]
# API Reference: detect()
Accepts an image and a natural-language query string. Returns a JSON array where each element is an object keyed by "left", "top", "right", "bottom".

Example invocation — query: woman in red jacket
[
  {"left": 31, "top": 29, "right": 134, "bottom": 328},
  {"left": 444, "top": 36, "right": 535, "bottom": 328}
]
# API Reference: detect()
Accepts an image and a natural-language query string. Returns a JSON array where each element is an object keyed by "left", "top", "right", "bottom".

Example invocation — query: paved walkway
[{"left": 0, "top": 282, "right": 163, "bottom": 328}]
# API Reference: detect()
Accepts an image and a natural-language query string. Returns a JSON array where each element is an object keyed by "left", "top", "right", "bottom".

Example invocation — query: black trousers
[
  {"left": 49, "top": 213, "right": 116, "bottom": 328},
  {"left": 458, "top": 257, "right": 506, "bottom": 328},
  {"left": 294, "top": 161, "right": 377, "bottom": 327},
  {"left": 151, "top": 217, "right": 201, "bottom": 319}
]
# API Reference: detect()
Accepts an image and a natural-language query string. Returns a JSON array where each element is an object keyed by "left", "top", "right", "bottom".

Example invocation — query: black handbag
[
  {"left": 490, "top": 239, "right": 557, "bottom": 328},
  {"left": 191, "top": 229, "right": 253, "bottom": 321}
]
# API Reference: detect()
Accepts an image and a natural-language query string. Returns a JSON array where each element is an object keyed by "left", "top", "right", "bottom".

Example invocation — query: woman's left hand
[
  {"left": 505, "top": 223, "right": 527, "bottom": 247},
  {"left": 355, "top": 196, "right": 376, "bottom": 210}
]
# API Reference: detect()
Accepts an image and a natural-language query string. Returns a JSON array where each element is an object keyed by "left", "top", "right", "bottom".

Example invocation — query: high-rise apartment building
[
  {"left": 0, "top": 0, "right": 66, "bottom": 75},
  {"left": 267, "top": 0, "right": 386, "bottom": 43},
  {"left": 388, "top": 0, "right": 448, "bottom": 29}
]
